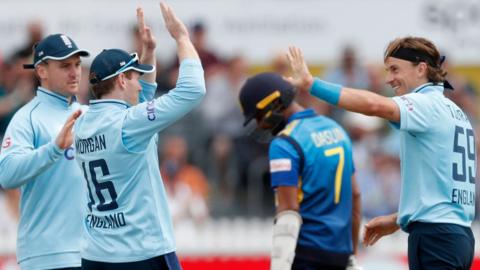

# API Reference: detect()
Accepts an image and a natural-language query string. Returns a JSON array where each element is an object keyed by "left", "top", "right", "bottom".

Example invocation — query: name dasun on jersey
[
  {"left": 86, "top": 212, "right": 126, "bottom": 229},
  {"left": 310, "top": 127, "right": 346, "bottom": 148},
  {"left": 75, "top": 134, "right": 107, "bottom": 154}
]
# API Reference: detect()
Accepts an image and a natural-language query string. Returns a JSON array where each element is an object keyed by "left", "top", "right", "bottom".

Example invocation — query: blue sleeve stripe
[{"left": 29, "top": 102, "right": 41, "bottom": 148}]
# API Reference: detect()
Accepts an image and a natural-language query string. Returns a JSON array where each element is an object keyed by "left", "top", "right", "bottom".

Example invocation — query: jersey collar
[
  {"left": 89, "top": 99, "right": 131, "bottom": 109},
  {"left": 413, "top": 82, "right": 444, "bottom": 93},
  {"left": 37, "top": 87, "right": 72, "bottom": 109},
  {"left": 287, "top": 108, "right": 316, "bottom": 123}
]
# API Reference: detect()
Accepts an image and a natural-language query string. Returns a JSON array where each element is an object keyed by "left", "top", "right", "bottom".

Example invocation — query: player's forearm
[
  {"left": 176, "top": 37, "right": 200, "bottom": 63},
  {"left": 139, "top": 80, "right": 157, "bottom": 102},
  {"left": 140, "top": 49, "right": 157, "bottom": 83},
  {"left": 309, "top": 78, "right": 398, "bottom": 121},
  {"left": 0, "top": 142, "right": 63, "bottom": 189},
  {"left": 338, "top": 88, "right": 392, "bottom": 117}
]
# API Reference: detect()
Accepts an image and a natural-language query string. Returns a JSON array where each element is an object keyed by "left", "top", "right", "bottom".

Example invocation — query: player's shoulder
[{"left": 8, "top": 98, "right": 42, "bottom": 126}]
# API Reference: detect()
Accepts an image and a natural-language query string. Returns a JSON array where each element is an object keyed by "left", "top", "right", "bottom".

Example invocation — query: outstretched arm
[
  {"left": 160, "top": 2, "right": 199, "bottom": 62},
  {"left": 285, "top": 46, "right": 400, "bottom": 122},
  {"left": 0, "top": 110, "right": 81, "bottom": 189}
]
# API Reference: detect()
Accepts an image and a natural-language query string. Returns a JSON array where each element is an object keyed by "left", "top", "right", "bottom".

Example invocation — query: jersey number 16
[{"left": 82, "top": 159, "right": 119, "bottom": 212}]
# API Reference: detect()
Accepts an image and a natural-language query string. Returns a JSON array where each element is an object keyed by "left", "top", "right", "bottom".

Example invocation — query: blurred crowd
[{"left": 1, "top": 21, "right": 479, "bottom": 232}]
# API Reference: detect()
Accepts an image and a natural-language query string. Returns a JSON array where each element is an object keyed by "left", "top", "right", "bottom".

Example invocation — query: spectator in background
[
  {"left": 442, "top": 59, "right": 478, "bottom": 121},
  {"left": 342, "top": 112, "right": 400, "bottom": 218},
  {"left": 0, "top": 51, "right": 36, "bottom": 138},
  {"left": 190, "top": 21, "right": 222, "bottom": 78},
  {"left": 324, "top": 45, "right": 370, "bottom": 89},
  {"left": 167, "top": 21, "right": 222, "bottom": 87},
  {"left": 270, "top": 51, "right": 290, "bottom": 77},
  {"left": 201, "top": 55, "right": 246, "bottom": 136},
  {"left": 160, "top": 135, "right": 209, "bottom": 224},
  {"left": 15, "top": 20, "right": 44, "bottom": 58},
  {"left": 200, "top": 55, "right": 246, "bottom": 206},
  {"left": 323, "top": 45, "right": 370, "bottom": 122}
]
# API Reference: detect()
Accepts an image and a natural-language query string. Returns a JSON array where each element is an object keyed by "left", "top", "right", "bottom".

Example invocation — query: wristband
[{"left": 309, "top": 78, "right": 342, "bottom": 105}]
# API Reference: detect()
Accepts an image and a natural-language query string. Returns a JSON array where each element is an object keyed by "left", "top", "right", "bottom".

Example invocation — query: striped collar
[
  {"left": 36, "top": 87, "right": 73, "bottom": 108},
  {"left": 287, "top": 108, "right": 316, "bottom": 123},
  {"left": 413, "top": 82, "right": 444, "bottom": 93},
  {"left": 89, "top": 99, "right": 131, "bottom": 109}
]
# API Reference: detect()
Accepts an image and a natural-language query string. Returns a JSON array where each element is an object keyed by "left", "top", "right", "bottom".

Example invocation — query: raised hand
[
  {"left": 160, "top": 2, "right": 189, "bottom": 42},
  {"left": 285, "top": 46, "right": 314, "bottom": 92},
  {"left": 137, "top": 7, "right": 156, "bottom": 53},
  {"left": 363, "top": 213, "right": 400, "bottom": 246},
  {"left": 55, "top": 110, "right": 82, "bottom": 149}
]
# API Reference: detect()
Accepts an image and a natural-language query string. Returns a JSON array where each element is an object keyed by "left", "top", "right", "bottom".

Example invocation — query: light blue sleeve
[
  {"left": 122, "top": 59, "right": 206, "bottom": 152},
  {"left": 0, "top": 111, "right": 63, "bottom": 189},
  {"left": 390, "top": 93, "right": 434, "bottom": 133},
  {"left": 139, "top": 80, "right": 157, "bottom": 102}
]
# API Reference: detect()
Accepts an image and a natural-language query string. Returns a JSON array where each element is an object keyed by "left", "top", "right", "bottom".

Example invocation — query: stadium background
[{"left": 0, "top": 0, "right": 479, "bottom": 269}]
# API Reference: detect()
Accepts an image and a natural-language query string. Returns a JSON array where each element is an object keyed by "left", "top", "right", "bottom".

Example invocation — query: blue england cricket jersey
[
  {"left": 0, "top": 88, "right": 87, "bottom": 270},
  {"left": 74, "top": 59, "right": 205, "bottom": 262},
  {"left": 269, "top": 109, "right": 355, "bottom": 254},
  {"left": 391, "top": 83, "right": 476, "bottom": 230}
]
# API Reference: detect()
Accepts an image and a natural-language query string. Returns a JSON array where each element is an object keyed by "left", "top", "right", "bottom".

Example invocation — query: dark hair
[
  {"left": 91, "top": 70, "right": 134, "bottom": 99},
  {"left": 384, "top": 36, "right": 447, "bottom": 84}
]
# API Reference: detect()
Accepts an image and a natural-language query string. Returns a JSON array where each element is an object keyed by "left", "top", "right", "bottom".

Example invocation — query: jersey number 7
[{"left": 325, "top": 146, "right": 345, "bottom": 204}]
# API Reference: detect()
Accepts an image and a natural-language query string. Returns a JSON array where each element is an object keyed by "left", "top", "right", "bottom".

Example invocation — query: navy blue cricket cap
[
  {"left": 89, "top": 49, "right": 155, "bottom": 84},
  {"left": 239, "top": 72, "right": 294, "bottom": 126},
  {"left": 23, "top": 34, "right": 89, "bottom": 69}
]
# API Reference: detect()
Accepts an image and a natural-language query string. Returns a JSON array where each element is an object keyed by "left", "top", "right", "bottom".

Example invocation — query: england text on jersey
[
  {"left": 451, "top": 188, "right": 475, "bottom": 206},
  {"left": 86, "top": 212, "right": 126, "bottom": 229}
]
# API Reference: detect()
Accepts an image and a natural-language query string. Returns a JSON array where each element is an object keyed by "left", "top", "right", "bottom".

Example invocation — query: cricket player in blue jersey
[
  {"left": 0, "top": 33, "right": 88, "bottom": 270},
  {"left": 74, "top": 3, "right": 205, "bottom": 270},
  {"left": 239, "top": 72, "right": 362, "bottom": 270},
  {"left": 286, "top": 37, "right": 476, "bottom": 269}
]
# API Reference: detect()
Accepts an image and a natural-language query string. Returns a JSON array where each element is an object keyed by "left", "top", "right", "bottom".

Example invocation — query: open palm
[{"left": 285, "top": 46, "right": 314, "bottom": 92}]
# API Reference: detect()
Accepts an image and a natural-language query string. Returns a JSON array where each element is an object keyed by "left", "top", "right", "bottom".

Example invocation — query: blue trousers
[
  {"left": 407, "top": 222, "right": 475, "bottom": 270},
  {"left": 81, "top": 252, "right": 181, "bottom": 270}
]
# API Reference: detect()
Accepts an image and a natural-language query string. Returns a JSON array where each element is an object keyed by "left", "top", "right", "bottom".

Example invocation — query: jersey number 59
[{"left": 452, "top": 126, "right": 476, "bottom": 184}]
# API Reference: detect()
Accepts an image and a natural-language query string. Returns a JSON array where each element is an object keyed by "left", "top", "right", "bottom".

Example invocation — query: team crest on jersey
[
  {"left": 270, "top": 158, "right": 292, "bottom": 173},
  {"left": 400, "top": 96, "right": 414, "bottom": 112},
  {"left": 2, "top": 137, "right": 12, "bottom": 149}
]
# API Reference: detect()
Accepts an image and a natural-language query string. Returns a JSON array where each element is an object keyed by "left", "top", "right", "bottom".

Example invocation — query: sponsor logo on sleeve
[
  {"left": 64, "top": 146, "right": 75, "bottom": 160},
  {"left": 2, "top": 137, "right": 12, "bottom": 149},
  {"left": 146, "top": 100, "right": 156, "bottom": 121},
  {"left": 270, "top": 158, "right": 292, "bottom": 173},
  {"left": 400, "top": 96, "right": 414, "bottom": 111}
]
